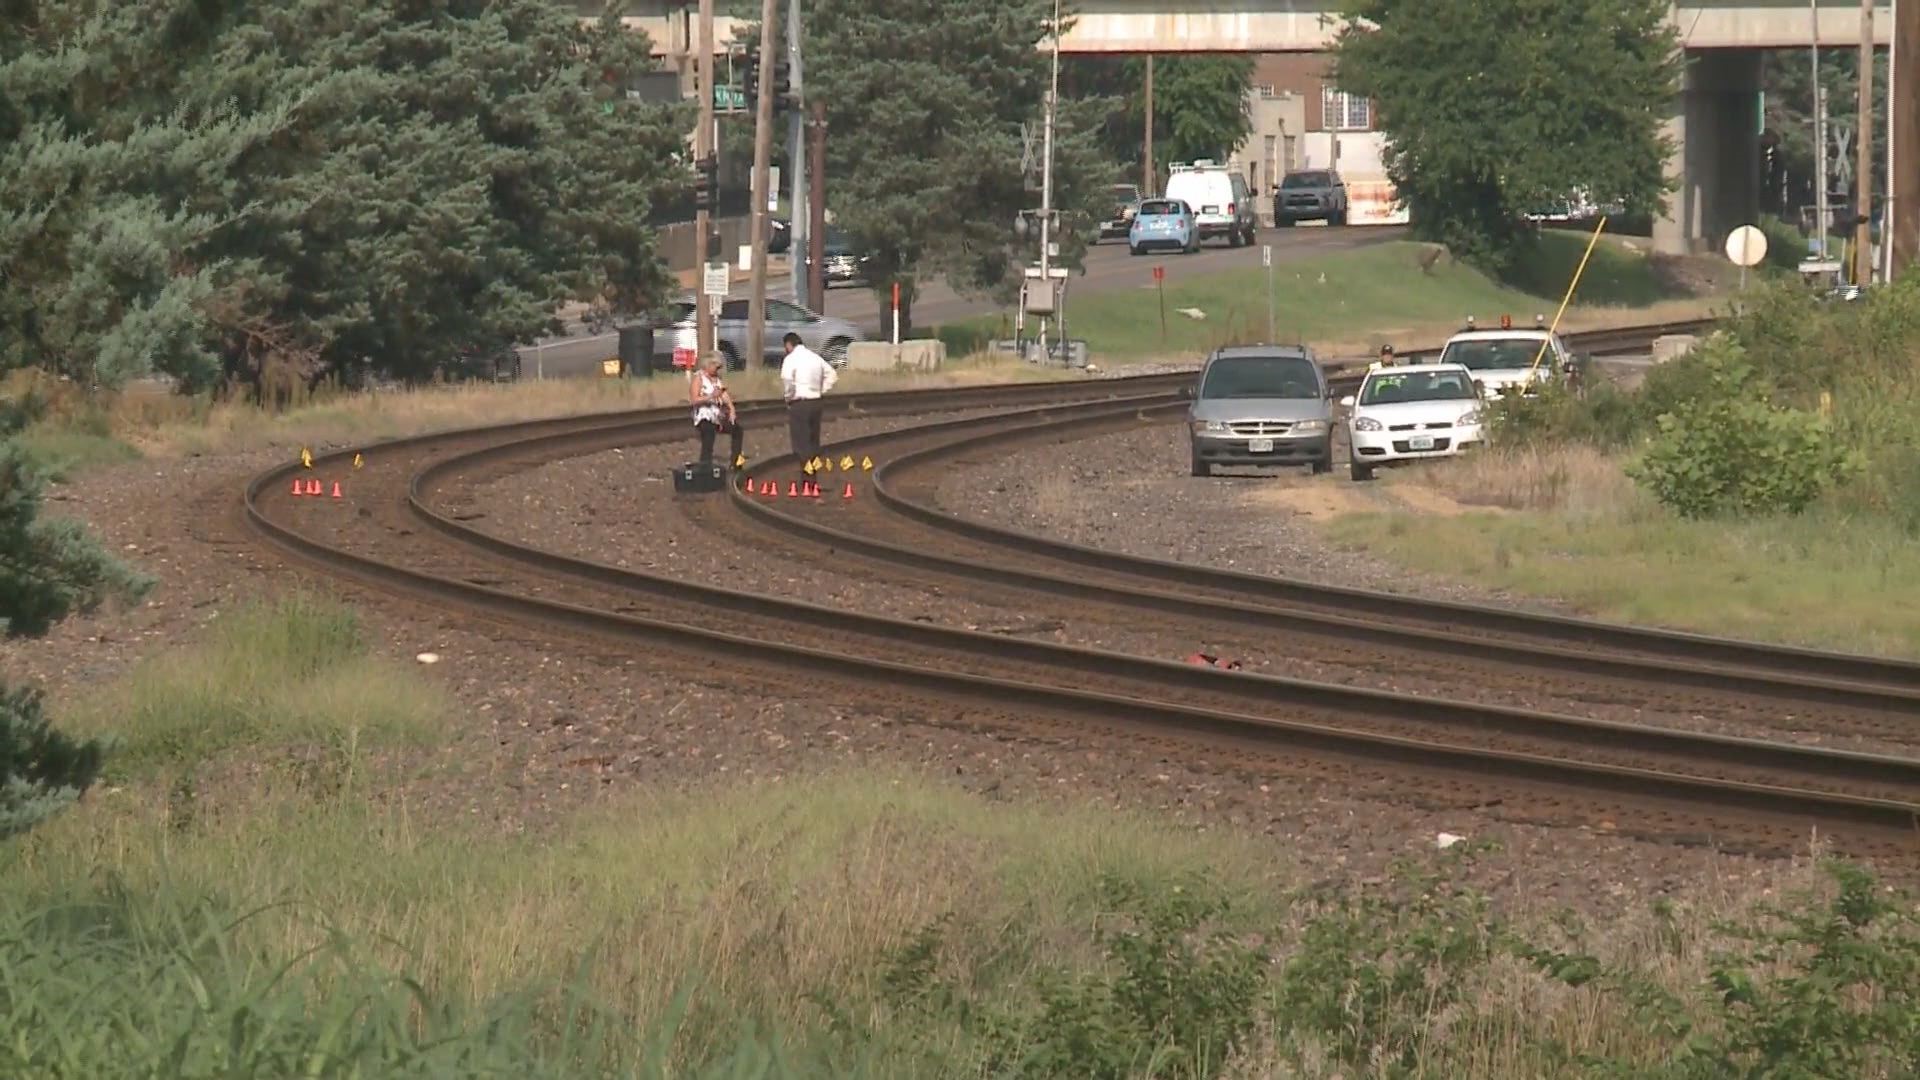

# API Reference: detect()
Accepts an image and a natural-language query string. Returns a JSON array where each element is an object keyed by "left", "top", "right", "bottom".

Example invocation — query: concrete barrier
[
  {"left": 846, "top": 340, "right": 946, "bottom": 372},
  {"left": 1651, "top": 334, "right": 1698, "bottom": 363}
]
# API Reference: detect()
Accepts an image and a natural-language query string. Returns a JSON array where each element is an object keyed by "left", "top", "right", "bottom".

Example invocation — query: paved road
[{"left": 518, "top": 224, "right": 1407, "bottom": 379}]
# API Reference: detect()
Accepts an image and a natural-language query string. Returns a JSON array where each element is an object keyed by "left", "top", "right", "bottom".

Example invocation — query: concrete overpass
[
  {"left": 1057, "top": 0, "right": 1889, "bottom": 53},
  {"left": 1059, "top": 0, "right": 1889, "bottom": 257}
]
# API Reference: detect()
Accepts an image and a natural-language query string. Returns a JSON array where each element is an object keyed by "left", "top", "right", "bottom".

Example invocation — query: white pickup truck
[{"left": 1434, "top": 317, "right": 1575, "bottom": 397}]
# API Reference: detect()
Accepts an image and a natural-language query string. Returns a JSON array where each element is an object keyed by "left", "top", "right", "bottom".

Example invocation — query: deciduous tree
[
  {"left": 805, "top": 0, "right": 1113, "bottom": 337},
  {"left": 1333, "top": 0, "right": 1680, "bottom": 269}
]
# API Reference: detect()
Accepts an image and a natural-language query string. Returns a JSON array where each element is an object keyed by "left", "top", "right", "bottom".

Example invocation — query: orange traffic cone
[
  {"left": 743, "top": 476, "right": 754, "bottom": 492},
  {"left": 331, "top": 481, "right": 343, "bottom": 499},
  {"left": 291, "top": 478, "right": 305, "bottom": 497},
  {"left": 809, "top": 481, "right": 823, "bottom": 498},
  {"left": 787, "top": 481, "right": 800, "bottom": 497},
  {"left": 761, "top": 480, "right": 776, "bottom": 497},
  {"left": 842, "top": 482, "right": 855, "bottom": 500},
  {"left": 307, "top": 478, "right": 323, "bottom": 496}
]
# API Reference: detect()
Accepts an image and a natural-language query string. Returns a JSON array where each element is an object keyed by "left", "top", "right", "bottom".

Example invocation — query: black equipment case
[{"left": 672, "top": 461, "right": 729, "bottom": 494}]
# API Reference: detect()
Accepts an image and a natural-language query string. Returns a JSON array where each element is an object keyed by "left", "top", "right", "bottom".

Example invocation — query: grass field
[
  {"left": 8, "top": 594, "right": 1918, "bottom": 1076},
  {"left": 1328, "top": 446, "right": 1920, "bottom": 658},
  {"left": 949, "top": 232, "right": 1718, "bottom": 362}
]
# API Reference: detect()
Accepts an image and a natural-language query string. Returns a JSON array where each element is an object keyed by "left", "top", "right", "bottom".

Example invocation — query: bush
[
  {"left": 1757, "top": 214, "right": 1809, "bottom": 272},
  {"left": 1487, "top": 379, "right": 1643, "bottom": 450},
  {"left": 1626, "top": 347, "right": 1855, "bottom": 518}
]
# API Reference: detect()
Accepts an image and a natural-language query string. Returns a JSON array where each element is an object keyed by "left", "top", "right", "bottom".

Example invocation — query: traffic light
[
  {"left": 771, "top": 55, "right": 791, "bottom": 103},
  {"left": 693, "top": 155, "right": 718, "bottom": 214},
  {"left": 742, "top": 50, "right": 759, "bottom": 102}
]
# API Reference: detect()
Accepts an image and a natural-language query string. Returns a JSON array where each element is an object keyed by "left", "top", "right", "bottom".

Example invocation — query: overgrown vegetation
[
  {"left": 1331, "top": 274, "right": 1920, "bottom": 654},
  {"left": 6, "top": 593, "right": 1920, "bottom": 1074}
]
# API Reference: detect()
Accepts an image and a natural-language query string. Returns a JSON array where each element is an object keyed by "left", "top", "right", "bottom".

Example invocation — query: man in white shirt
[{"left": 779, "top": 332, "right": 837, "bottom": 462}]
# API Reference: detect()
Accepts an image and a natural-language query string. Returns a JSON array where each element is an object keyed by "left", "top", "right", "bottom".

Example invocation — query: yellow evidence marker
[
  {"left": 352, "top": 453, "right": 364, "bottom": 470},
  {"left": 300, "top": 447, "right": 314, "bottom": 469},
  {"left": 840, "top": 455, "right": 855, "bottom": 471},
  {"left": 860, "top": 456, "right": 874, "bottom": 471},
  {"left": 734, "top": 453, "right": 747, "bottom": 469}
]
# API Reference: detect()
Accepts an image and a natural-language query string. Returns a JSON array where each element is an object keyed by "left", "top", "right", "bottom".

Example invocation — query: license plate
[
  {"left": 1409, "top": 436, "right": 1436, "bottom": 450},
  {"left": 1249, "top": 438, "right": 1274, "bottom": 453},
  {"left": 1203, "top": 205, "right": 1218, "bottom": 214}
]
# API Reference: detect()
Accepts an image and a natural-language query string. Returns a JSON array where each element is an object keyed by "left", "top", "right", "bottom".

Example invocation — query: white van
[{"left": 1163, "top": 161, "right": 1258, "bottom": 248}]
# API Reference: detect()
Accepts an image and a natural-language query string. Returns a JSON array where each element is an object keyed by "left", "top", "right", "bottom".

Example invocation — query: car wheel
[
  {"left": 1311, "top": 453, "right": 1332, "bottom": 475},
  {"left": 1129, "top": 244, "right": 1141, "bottom": 257},
  {"left": 823, "top": 337, "right": 851, "bottom": 368},
  {"left": 1191, "top": 457, "right": 1211, "bottom": 478},
  {"left": 1349, "top": 459, "right": 1374, "bottom": 482},
  {"left": 1244, "top": 226, "right": 1257, "bottom": 246},
  {"left": 718, "top": 343, "right": 743, "bottom": 371},
  {"left": 1227, "top": 228, "right": 1243, "bottom": 249}
]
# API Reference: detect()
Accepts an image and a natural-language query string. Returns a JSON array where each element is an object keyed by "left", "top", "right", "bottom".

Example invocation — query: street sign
[
  {"left": 1724, "top": 224, "right": 1769, "bottom": 268},
  {"left": 768, "top": 166, "right": 780, "bottom": 211},
  {"left": 703, "top": 261, "right": 730, "bottom": 297},
  {"left": 1262, "top": 245, "right": 1272, "bottom": 267},
  {"left": 714, "top": 86, "right": 746, "bottom": 111}
]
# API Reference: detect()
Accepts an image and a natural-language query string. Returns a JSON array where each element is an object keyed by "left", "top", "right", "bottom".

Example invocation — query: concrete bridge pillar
[{"left": 1654, "top": 49, "right": 1764, "bottom": 255}]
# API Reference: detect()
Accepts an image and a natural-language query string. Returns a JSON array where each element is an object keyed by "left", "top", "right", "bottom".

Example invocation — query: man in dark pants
[{"left": 779, "top": 331, "right": 837, "bottom": 462}]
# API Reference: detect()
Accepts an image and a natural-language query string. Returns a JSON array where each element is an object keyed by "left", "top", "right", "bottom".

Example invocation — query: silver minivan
[{"left": 1185, "top": 345, "right": 1335, "bottom": 476}]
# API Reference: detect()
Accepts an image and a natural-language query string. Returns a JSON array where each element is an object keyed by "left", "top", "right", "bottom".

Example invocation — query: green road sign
[{"left": 714, "top": 86, "right": 746, "bottom": 111}]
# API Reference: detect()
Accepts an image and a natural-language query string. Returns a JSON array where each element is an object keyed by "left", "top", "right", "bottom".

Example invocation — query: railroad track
[{"left": 248, "top": 317, "right": 1920, "bottom": 861}]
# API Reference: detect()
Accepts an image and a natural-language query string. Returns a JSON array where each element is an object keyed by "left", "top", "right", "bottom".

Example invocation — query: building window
[
  {"left": 1322, "top": 88, "right": 1372, "bottom": 131},
  {"left": 1255, "top": 84, "right": 1279, "bottom": 100}
]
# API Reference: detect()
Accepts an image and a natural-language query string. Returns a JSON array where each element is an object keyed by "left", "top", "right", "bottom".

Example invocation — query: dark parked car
[
  {"left": 1274, "top": 169, "right": 1349, "bottom": 226},
  {"left": 440, "top": 344, "right": 522, "bottom": 383},
  {"left": 800, "top": 227, "right": 870, "bottom": 289}
]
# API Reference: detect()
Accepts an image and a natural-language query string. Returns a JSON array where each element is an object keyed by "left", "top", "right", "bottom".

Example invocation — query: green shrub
[
  {"left": 926, "top": 322, "right": 994, "bottom": 357},
  {"left": 1522, "top": 862, "right": 1920, "bottom": 1078},
  {"left": 1627, "top": 395, "right": 1854, "bottom": 518},
  {"left": 1487, "top": 378, "right": 1643, "bottom": 450},
  {"left": 1757, "top": 214, "right": 1809, "bottom": 272}
]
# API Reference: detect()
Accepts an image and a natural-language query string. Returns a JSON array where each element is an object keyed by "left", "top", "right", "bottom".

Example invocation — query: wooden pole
[
  {"left": 1856, "top": 0, "right": 1876, "bottom": 284},
  {"left": 1895, "top": 0, "right": 1920, "bottom": 276},
  {"left": 694, "top": 0, "right": 716, "bottom": 363},
  {"left": 1143, "top": 54, "right": 1155, "bottom": 196},
  {"left": 745, "top": 0, "right": 780, "bottom": 366}
]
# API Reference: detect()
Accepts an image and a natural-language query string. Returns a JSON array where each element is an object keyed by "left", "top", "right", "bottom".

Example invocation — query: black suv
[{"left": 1274, "top": 169, "right": 1349, "bottom": 227}]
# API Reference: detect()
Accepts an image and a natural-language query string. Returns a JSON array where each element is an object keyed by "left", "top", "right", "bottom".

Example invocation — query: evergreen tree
[
  {"left": 0, "top": 440, "right": 151, "bottom": 838},
  {"left": 1332, "top": 0, "right": 1680, "bottom": 269},
  {"left": 805, "top": 0, "right": 1114, "bottom": 337},
  {"left": 1, "top": 0, "right": 689, "bottom": 391}
]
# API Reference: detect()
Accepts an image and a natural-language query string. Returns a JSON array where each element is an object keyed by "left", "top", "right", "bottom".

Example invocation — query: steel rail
[
  {"left": 854, "top": 402, "right": 1920, "bottom": 693},
  {"left": 363, "top": 399, "right": 1920, "bottom": 853}
]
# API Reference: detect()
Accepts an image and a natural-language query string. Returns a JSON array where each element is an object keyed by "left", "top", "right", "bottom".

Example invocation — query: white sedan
[{"left": 1339, "top": 363, "right": 1487, "bottom": 482}]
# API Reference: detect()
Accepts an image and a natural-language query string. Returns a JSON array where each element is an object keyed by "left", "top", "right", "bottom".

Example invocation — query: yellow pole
[{"left": 1528, "top": 214, "right": 1608, "bottom": 378}]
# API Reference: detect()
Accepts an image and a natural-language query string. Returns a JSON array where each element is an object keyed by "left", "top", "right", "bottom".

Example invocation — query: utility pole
[
  {"left": 1143, "top": 54, "right": 1155, "bottom": 196},
  {"left": 1857, "top": 0, "right": 1876, "bottom": 284},
  {"left": 808, "top": 101, "right": 828, "bottom": 312},
  {"left": 1037, "top": 0, "right": 1061, "bottom": 359},
  {"left": 745, "top": 0, "right": 780, "bottom": 365},
  {"left": 786, "top": 0, "right": 805, "bottom": 304},
  {"left": 1814, "top": 0, "right": 1831, "bottom": 264},
  {"left": 694, "top": 0, "right": 716, "bottom": 365},
  {"left": 1894, "top": 0, "right": 1919, "bottom": 276}
]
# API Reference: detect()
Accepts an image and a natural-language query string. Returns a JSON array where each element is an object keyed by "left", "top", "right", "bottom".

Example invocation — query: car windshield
[
  {"left": 1136, "top": 200, "right": 1182, "bottom": 217},
  {"left": 1440, "top": 338, "right": 1551, "bottom": 371},
  {"left": 1358, "top": 370, "right": 1477, "bottom": 405},
  {"left": 1199, "top": 355, "right": 1319, "bottom": 399},
  {"left": 1111, "top": 184, "right": 1140, "bottom": 201},
  {"left": 1282, "top": 172, "right": 1328, "bottom": 189}
]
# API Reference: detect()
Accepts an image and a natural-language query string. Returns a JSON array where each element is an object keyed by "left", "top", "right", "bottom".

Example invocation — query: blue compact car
[{"left": 1128, "top": 199, "right": 1198, "bottom": 256}]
